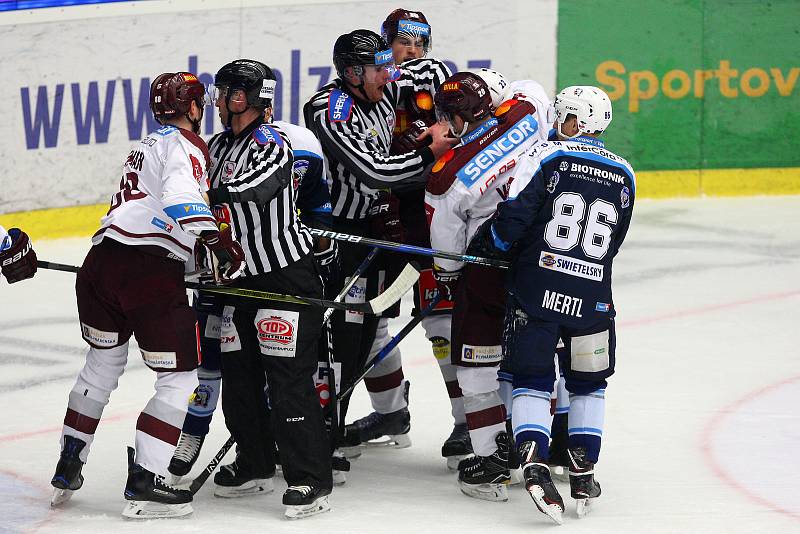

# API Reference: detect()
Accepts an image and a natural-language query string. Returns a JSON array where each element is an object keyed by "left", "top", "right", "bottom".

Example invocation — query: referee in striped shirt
[
  {"left": 203, "top": 59, "right": 331, "bottom": 515},
  {"left": 303, "top": 30, "right": 456, "bottom": 448}
]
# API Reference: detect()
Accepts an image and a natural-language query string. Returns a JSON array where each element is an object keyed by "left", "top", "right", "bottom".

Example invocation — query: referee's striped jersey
[
  {"left": 303, "top": 57, "right": 451, "bottom": 220},
  {"left": 206, "top": 118, "right": 312, "bottom": 275}
]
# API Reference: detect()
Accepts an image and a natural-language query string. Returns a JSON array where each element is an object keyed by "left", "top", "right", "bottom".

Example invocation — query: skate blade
[
  {"left": 122, "top": 500, "right": 193, "bottom": 519},
  {"left": 575, "top": 498, "right": 593, "bottom": 518},
  {"left": 509, "top": 467, "right": 524, "bottom": 486},
  {"left": 527, "top": 485, "right": 564, "bottom": 525},
  {"left": 332, "top": 470, "right": 347, "bottom": 486},
  {"left": 214, "top": 478, "right": 274, "bottom": 498},
  {"left": 51, "top": 488, "right": 74, "bottom": 507},
  {"left": 446, "top": 454, "right": 472, "bottom": 471},
  {"left": 285, "top": 495, "right": 331, "bottom": 519},
  {"left": 458, "top": 480, "right": 509, "bottom": 502},
  {"left": 338, "top": 445, "right": 363, "bottom": 459},
  {"left": 363, "top": 433, "right": 411, "bottom": 449}
]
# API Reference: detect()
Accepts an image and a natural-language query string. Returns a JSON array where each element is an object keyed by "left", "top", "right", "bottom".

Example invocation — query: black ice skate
[
  {"left": 167, "top": 432, "right": 205, "bottom": 482},
  {"left": 457, "top": 432, "right": 511, "bottom": 502},
  {"left": 283, "top": 484, "right": 332, "bottom": 519},
  {"left": 568, "top": 446, "right": 602, "bottom": 518},
  {"left": 342, "top": 381, "right": 411, "bottom": 455},
  {"left": 213, "top": 456, "right": 274, "bottom": 498},
  {"left": 505, "top": 419, "right": 524, "bottom": 485},
  {"left": 50, "top": 435, "right": 86, "bottom": 506},
  {"left": 548, "top": 412, "right": 571, "bottom": 482},
  {"left": 331, "top": 449, "right": 350, "bottom": 486},
  {"left": 122, "top": 447, "right": 193, "bottom": 519},
  {"left": 442, "top": 422, "right": 473, "bottom": 470},
  {"left": 519, "top": 441, "right": 565, "bottom": 525}
]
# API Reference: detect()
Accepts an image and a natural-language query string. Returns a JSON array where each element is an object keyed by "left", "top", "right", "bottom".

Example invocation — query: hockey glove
[
  {"left": 0, "top": 228, "right": 37, "bottom": 284},
  {"left": 432, "top": 265, "right": 461, "bottom": 302},
  {"left": 368, "top": 191, "right": 406, "bottom": 243},
  {"left": 314, "top": 240, "right": 341, "bottom": 300},
  {"left": 466, "top": 216, "right": 512, "bottom": 261},
  {"left": 390, "top": 119, "right": 432, "bottom": 155},
  {"left": 201, "top": 224, "right": 246, "bottom": 283}
]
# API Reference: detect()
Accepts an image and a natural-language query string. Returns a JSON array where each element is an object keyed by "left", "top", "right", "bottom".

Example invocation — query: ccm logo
[
  {"left": 257, "top": 317, "right": 294, "bottom": 344},
  {"left": 1, "top": 241, "right": 30, "bottom": 266}
]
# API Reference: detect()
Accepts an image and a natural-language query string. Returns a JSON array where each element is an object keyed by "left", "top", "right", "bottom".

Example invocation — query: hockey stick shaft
[
  {"left": 308, "top": 228, "right": 510, "bottom": 269},
  {"left": 37, "top": 260, "right": 79, "bottom": 273},
  {"left": 189, "top": 435, "right": 235, "bottom": 495},
  {"left": 323, "top": 247, "right": 380, "bottom": 325},
  {"left": 338, "top": 293, "right": 444, "bottom": 402}
]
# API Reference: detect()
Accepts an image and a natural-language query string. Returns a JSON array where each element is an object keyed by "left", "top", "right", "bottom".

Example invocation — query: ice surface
[{"left": 1, "top": 196, "right": 798, "bottom": 533}]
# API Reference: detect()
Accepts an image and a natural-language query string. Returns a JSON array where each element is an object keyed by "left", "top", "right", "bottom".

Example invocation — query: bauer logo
[
  {"left": 257, "top": 317, "right": 295, "bottom": 345},
  {"left": 456, "top": 114, "right": 538, "bottom": 187}
]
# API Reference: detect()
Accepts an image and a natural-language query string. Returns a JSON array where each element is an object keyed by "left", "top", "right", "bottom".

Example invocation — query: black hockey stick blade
[{"left": 189, "top": 435, "right": 235, "bottom": 495}]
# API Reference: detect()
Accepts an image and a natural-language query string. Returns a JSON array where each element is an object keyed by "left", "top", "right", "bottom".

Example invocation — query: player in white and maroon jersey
[
  {"left": 49, "top": 72, "right": 245, "bottom": 519},
  {"left": 425, "top": 71, "right": 547, "bottom": 501}
]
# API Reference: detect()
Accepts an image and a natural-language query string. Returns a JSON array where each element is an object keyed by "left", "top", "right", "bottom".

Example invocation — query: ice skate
[
  {"left": 441, "top": 423, "right": 473, "bottom": 470},
  {"left": 50, "top": 435, "right": 86, "bottom": 506},
  {"left": 167, "top": 432, "right": 205, "bottom": 483},
  {"left": 331, "top": 449, "right": 349, "bottom": 486},
  {"left": 457, "top": 432, "right": 510, "bottom": 502},
  {"left": 283, "top": 485, "right": 332, "bottom": 519},
  {"left": 342, "top": 381, "right": 411, "bottom": 453},
  {"left": 568, "top": 446, "right": 601, "bottom": 518},
  {"left": 122, "top": 447, "right": 193, "bottom": 519},
  {"left": 213, "top": 457, "right": 274, "bottom": 498},
  {"left": 520, "top": 441, "right": 564, "bottom": 525},
  {"left": 548, "top": 413, "right": 570, "bottom": 482}
]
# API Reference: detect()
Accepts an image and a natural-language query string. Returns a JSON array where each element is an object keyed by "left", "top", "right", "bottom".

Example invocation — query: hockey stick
[
  {"left": 37, "top": 259, "right": 419, "bottom": 315},
  {"left": 189, "top": 435, "right": 235, "bottom": 495},
  {"left": 338, "top": 293, "right": 444, "bottom": 403},
  {"left": 308, "top": 228, "right": 510, "bottom": 269},
  {"left": 323, "top": 247, "right": 380, "bottom": 325}
]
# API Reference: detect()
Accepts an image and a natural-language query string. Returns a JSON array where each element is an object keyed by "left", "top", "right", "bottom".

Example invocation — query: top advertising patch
[
  {"left": 253, "top": 124, "right": 284, "bottom": 147},
  {"left": 328, "top": 89, "right": 353, "bottom": 123}
]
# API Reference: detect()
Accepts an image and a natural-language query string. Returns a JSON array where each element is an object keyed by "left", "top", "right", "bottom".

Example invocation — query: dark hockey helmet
[
  {"left": 333, "top": 29, "right": 394, "bottom": 80},
  {"left": 213, "top": 59, "right": 276, "bottom": 109},
  {"left": 149, "top": 72, "right": 205, "bottom": 124},
  {"left": 434, "top": 72, "right": 492, "bottom": 137},
  {"left": 381, "top": 8, "right": 432, "bottom": 53}
]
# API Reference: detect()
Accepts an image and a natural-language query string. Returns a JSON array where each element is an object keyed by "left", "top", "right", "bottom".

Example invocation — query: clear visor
[
  {"left": 206, "top": 85, "right": 227, "bottom": 105},
  {"left": 360, "top": 63, "right": 401, "bottom": 84}
]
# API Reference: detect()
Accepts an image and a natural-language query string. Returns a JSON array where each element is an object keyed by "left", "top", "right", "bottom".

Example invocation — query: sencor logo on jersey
[
  {"left": 456, "top": 114, "right": 538, "bottom": 187},
  {"left": 328, "top": 89, "right": 353, "bottom": 122},
  {"left": 538, "top": 251, "right": 604, "bottom": 281}
]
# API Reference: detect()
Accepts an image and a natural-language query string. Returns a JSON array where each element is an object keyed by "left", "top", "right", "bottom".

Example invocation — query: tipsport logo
[
  {"left": 398, "top": 20, "right": 431, "bottom": 36},
  {"left": 374, "top": 49, "right": 393, "bottom": 65}
]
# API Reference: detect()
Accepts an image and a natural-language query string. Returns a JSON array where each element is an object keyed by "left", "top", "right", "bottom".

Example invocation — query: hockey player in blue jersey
[{"left": 469, "top": 86, "right": 635, "bottom": 524}]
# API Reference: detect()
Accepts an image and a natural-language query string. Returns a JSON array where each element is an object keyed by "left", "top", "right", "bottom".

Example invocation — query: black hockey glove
[
  {"left": 466, "top": 216, "right": 512, "bottom": 261},
  {"left": 432, "top": 265, "right": 461, "bottom": 302},
  {"left": 314, "top": 240, "right": 341, "bottom": 300},
  {"left": 369, "top": 191, "right": 406, "bottom": 243},
  {"left": 390, "top": 120, "right": 432, "bottom": 156},
  {"left": 0, "top": 228, "right": 37, "bottom": 284}
]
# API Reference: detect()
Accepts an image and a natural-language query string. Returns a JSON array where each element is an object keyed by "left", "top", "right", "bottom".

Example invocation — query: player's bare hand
[{"left": 423, "top": 121, "right": 458, "bottom": 159}]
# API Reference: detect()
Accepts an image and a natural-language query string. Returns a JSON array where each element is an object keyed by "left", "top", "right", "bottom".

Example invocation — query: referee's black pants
[{"left": 220, "top": 253, "right": 332, "bottom": 490}]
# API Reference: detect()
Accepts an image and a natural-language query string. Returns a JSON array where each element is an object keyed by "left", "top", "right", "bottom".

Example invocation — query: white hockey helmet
[
  {"left": 475, "top": 68, "right": 510, "bottom": 109},
  {"left": 554, "top": 85, "right": 612, "bottom": 138}
]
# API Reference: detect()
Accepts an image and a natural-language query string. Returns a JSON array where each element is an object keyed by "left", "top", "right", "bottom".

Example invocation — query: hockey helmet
[
  {"left": 333, "top": 29, "right": 399, "bottom": 84},
  {"left": 381, "top": 8, "right": 432, "bottom": 54},
  {"left": 434, "top": 72, "right": 493, "bottom": 137},
  {"left": 213, "top": 59, "right": 277, "bottom": 110},
  {"left": 474, "top": 68, "right": 511, "bottom": 110},
  {"left": 149, "top": 72, "right": 205, "bottom": 124},
  {"left": 554, "top": 85, "right": 613, "bottom": 138}
]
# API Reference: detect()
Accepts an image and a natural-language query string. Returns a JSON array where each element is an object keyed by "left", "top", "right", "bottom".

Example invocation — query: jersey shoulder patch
[
  {"left": 252, "top": 124, "right": 285, "bottom": 147},
  {"left": 327, "top": 89, "right": 354, "bottom": 123}
]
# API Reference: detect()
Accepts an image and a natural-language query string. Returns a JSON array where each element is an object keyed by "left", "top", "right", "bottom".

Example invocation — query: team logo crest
[
  {"left": 621, "top": 186, "right": 630, "bottom": 208},
  {"left": 546, "top": 171, "right": 560, "bottom": 193},
  {"left": 222, "top": 160, "right": 236, "bottom": 181},
  {"left": 559, "top": 161, "right": 569, "bottom": 172}
]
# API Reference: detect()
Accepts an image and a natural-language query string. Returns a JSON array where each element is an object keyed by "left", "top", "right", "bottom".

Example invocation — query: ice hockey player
[
  {"left": 0, "top": 225, "right": 37, "bottom": 284},
  {"left": 425, "top": 71, "right": 549, "bottom": 501},
  {"left": 380, "top": 7, "right": 470, "bottom": 468},
  {"left": 49, "top": 71, "right": 245, "bottom": 519},
  {"left": 303, "top": 30, "right": 455, "bottom": 454},
  {"left": 202, "top": 59, "right": 333, "bottom": 518},
  {"left": 468, "top": 86, "right": 635, "bottom": 523}
]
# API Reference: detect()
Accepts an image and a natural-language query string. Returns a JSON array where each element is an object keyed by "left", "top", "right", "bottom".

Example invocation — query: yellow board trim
[{"left": 1, "top": 167, "right": 798, "bottom": 240}]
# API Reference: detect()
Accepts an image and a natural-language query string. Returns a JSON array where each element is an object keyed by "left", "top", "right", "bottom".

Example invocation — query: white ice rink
[{"left": 1, "top": 196, "right": 798, "bottom": 533}]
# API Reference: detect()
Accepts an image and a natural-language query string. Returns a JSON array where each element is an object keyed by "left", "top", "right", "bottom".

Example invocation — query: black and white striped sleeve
[
  {"left": 309, "top": 99, "right": 434, "bottom": 190},
  {"left": 394, "top": 57, "right": 452, "bottom": 101},
  {"left": 207, "top": 136, "right": 293, "bottom": 206}
]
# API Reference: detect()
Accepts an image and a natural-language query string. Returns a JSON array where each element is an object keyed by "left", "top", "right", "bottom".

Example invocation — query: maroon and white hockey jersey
[
  {"left": 425, "top": 88, "right": 551, "bottom": 273},
  {"left": 92, "top": 125, "right": 217, "bottom": 262}
]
